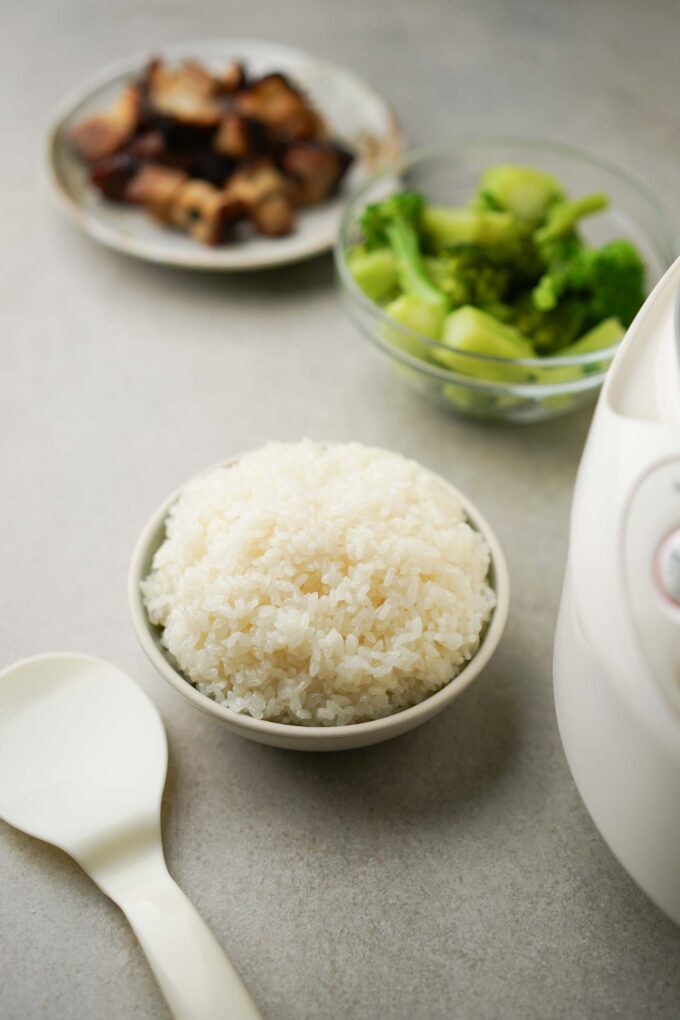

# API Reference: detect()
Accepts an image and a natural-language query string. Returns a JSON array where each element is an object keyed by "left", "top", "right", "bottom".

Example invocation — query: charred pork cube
[
  {"left": 170, "top": 180, "right": 243, "bottom": 244},
  {"left": 127, "top": 130, "right": 166, "bottom": 160},
  {"left": 214, "top": 61, "right": 246, "bottom": 96},
  {"left": 124, "top": 164, "right": 188, "bottom": 222},
  {"left": 185, "top": 149, "right": 235, "bottom": 187},
  {"left": 89, "top": 152, "right": 140, "bottom": 200},
  {"left": 70, "top": 84, "right": 141, "bottom": 161},
  {"left": 250, "top": 194, "right": 294, "bottom": 236},
  {"left": 282, "top": 140, "right": 353, "bottom": 205},
  {"left": 233, "top": 74, "right": 323, "bottom": 142},
  {"left": 146, "top": 59, "right": 221, "bottom": 128},
  {"left": 224, "top": 161, "right": 295, "bottom": 236},
  {"left": 213, "top": 113, "right": 268, "bottom": 160}
]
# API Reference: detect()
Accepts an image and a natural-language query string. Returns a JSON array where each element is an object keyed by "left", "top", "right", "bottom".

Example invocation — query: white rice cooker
[{"left": 554, "top": 255, "right": 680, "bottom": 924}]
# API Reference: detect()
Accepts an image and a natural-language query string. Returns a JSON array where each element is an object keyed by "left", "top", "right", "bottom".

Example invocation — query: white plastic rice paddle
[{"left": 0, "top": 652, "right": 262, "bottom": 1020}]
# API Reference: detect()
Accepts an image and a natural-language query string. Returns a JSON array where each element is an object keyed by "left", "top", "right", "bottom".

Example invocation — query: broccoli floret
[
  {"left": 537, "top": 231, "right": 584, "bottom": 270},
  {"left": 533, "top": 239, "right": 645, "bottom": 327},
  {"left": 512, "top": 291, "right": 590, "bottom": 353},
  {"left": 535, "top": 192, "right": 609, "bottom": 244},
  {"left": 360, "top": 191, "right": 447, "bottom": 312},
  {"left": 476, "top": 165, "right": 564, "bottom": 223},
  {"left": 425, "top": 247, "right": 513, "bottom": 307}
]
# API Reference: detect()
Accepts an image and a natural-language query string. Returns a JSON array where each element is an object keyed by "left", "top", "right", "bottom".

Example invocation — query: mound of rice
[{"left": 141, "top": 441, "right": 496, "bottom": 726}]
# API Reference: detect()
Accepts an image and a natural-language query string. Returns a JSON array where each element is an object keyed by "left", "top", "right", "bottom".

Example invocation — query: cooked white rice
[{"left": 141, "top": 441, "right": 496, "bottom": 726}]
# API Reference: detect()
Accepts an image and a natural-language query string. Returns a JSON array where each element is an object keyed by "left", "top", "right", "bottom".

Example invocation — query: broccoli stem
[
  {"left": 348, "top": 247, "right": 399, "bottom": 303},
  {"left": 386, "top": 221, "right": 447, "bottom": 310},
  {"left": 476, "top": 165, "right": 564, "bottom": 222},
  {"left": 534, "top": 192, "right": 609, "bottom": 244},
  {"left": 552, "top": 316, "right": 624, "bottom": 357},
  {"left": 421, "top": 207, "right": 522, "bottom": 250},
  {"left": 383, "top": 294, "right": 446, "bottom": 349},
  {"left": 433, "top": 306, "right": 536, "bottom": 382}
]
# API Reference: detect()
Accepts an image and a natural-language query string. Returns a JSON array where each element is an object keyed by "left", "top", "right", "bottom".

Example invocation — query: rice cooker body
[{"left": 554, "top": 257, "right": 680, "bottom": 924}]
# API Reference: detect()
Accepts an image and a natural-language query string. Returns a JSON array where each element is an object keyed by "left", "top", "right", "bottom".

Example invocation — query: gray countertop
[{"left": 2, "top": 1, "right": 680, "bottom": 1017}]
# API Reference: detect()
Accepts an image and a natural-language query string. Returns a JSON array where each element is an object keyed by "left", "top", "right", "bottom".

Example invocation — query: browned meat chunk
[
  {"left": 213, "top": 114, "right": 266, "bottom": 160},
  {"left": 125, "top": 164, "right": 188, "bottom": 222},
  {"left": 250, "top": 194, "right": 294, "bottom": 236},
  {"left": 70, "top": 84, "right": 141, "bottom": 161},
  {"left": 214, "top": 61, "right": 246, "bottom": 96},
  {"left": 170, "top": 180, "right": 242, "bottom": 244},
  {"left": 127, "top": 130, "right": 166, "bottom": 160},
  {"left": 234, "top": 74, "right": 322, "bottom": 141},
  {"left": 89, "top": 152, "right": 139, "bottom": 200},
  {"left": 147, "top": 60, "right": 221, "bottom": 127},
  {"left": 282, "top": 141, "right": 353, "bottom": 205},
  {"left": 224, "top": 161, "right": 295, "bottom": 236}
]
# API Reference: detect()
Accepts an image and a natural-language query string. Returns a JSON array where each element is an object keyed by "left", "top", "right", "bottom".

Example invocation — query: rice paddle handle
[{"left": 114, "top": 868, "right": 263, "bottom": 1020}]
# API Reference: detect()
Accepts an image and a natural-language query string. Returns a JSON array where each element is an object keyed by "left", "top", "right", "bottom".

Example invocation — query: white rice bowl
[{"left": 141, "top": 441, "right": 496, "bottom": 726}]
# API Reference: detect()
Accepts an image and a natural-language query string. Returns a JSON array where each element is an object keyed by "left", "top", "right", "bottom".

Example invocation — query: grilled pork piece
[
  {"left": 127, "top": 130, "right": 166, "bottom": 160},
  {"left": 70, "top": 84, "right": 141, "bottom": 161},
  {"left": 233, "top": 74, "right": 323, "bottom": 141},
  {"left": 214, "top": 61, "right": 246, "bottom": 95},
  {"left": 89, "top": 152, "right": 139, "bottom": 200},
  {"left": 125, "top": 164, "right": 188, "bottom": 222},
  {"left": 224, "top": 161, "right": 295, "bottom": 236},
  {"left": 170, "top": 180, "right": 242, "bottom": 244},
  {"left": 213, "top": 113, "right": 267, "bottom": 160},
  {"left": 146, "top": 60, "right": 221, "bottom": 127},
  {"left": 282, "top": 140, "right": 353, "bottom": 205}
]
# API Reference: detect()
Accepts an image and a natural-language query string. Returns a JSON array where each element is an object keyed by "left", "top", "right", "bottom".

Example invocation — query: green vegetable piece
[
  {"left": 535, "top": 192, "right": 609, "bottom": 244},
  {"left": 421, "top": 207, "right": 522, "bottom": 250},
  {"left": 360, "top": 191, "right": 447, "bottom": 312},
  {"left": 348, "top": 247, "right": 399, "bottom": 303},
  {"left": 512, "top": 290, "right": 590, "bottom": 353},
  {"left": 434, "top": 306, "right": 535, "bottom": 381},
  {"left": 425, "top": 248, "right": 512, "bottom": 308},
  {"left": 553, "top": 316, "right": 624, "bottom": 358},
  {"left": 531, "top": 318, "right": 625, "bottom": 389},
  {"left": 382, "top": 294, "right": 446, "bottom": 359},
  {"left": 356, "top": 191, "right": 446, "bottom": 314},
  {"left": 477, "top": 165, "right": 564, "bottom": 222},
  {"left": 533, "top": 239, "right": 645, "bottom": 328}
]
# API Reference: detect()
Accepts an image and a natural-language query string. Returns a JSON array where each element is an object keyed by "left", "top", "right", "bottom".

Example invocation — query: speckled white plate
[{"left": 47, "top": 39, "right": 403, "bottom": 271}]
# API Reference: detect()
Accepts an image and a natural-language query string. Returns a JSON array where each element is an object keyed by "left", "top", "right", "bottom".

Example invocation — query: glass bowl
[{"left": 334, "top": 139, "right": 677, "bottom": 423}]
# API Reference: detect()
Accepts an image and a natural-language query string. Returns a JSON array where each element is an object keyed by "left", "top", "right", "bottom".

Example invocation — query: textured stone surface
[{"left": 2, "top": 1, "right": 680, "bottom": 1017}]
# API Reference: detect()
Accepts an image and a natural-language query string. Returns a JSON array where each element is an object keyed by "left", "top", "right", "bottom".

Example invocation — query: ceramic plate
[{"left": 47, "top": 39, "right": 403, "bottom": 271}]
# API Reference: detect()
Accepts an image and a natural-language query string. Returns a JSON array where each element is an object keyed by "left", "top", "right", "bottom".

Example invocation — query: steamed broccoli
[
  {"left": 383, "top": 293, "right": 446, "bottom": 348},
  {"left": 421, "top": 206, "right": 523, "bottom": 250},
  {"left": 347, "top": 247, "right": 399, "bottom": 303},
  {"left": 535, "top": 192, "right": 609, "bottom": 244},
  {"left": 554, "top": 317, "right": 625, "bottom": 359},
  {"left": 533, "top": 239, "right": 646, "bottom": 328},
  {"left": 425, "top": 247, "right": 512, "bottom": 307},
  {"left": 475, "top": 165, "right": 564, "bottom": 223},
  {"left": 359, "top": 192, "right": 447, "bottom": 313},
  {"left": 434, "top": 306, "right": 535, "bottom": 382},
  {"left": 348, "top": 165, "right": 648, "bottom": 398},
  {"left": 512, "top": 291, "right": 590, "bottom": 353}
]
